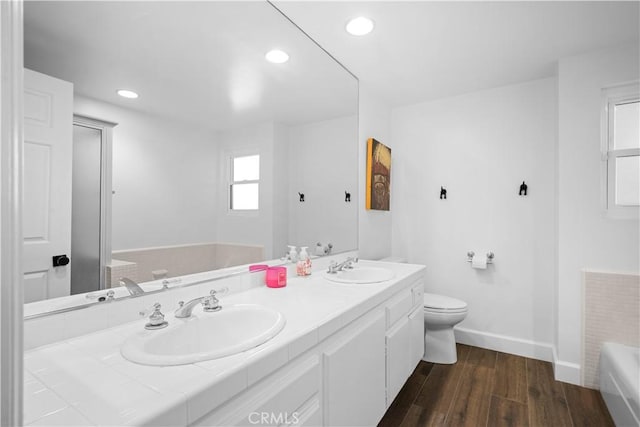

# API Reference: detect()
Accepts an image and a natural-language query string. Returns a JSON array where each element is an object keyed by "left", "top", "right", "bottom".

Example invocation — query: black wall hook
[
  {"left": 440, "top": 187, "right": 447, "bottom": 200},
  {"left": 298, "top": 192, "right": 305, "bottom": 202},
  {"left": 345, "top": 191, "right": 351, "bottom": 202},
  {"left": 519, "top": 181, "right": 528, "bottom": 196}
]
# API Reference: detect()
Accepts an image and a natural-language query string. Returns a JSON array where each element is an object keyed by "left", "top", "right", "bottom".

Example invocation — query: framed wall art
[{"left": 366, "top": 138, "right": 391, "bottom": 211}]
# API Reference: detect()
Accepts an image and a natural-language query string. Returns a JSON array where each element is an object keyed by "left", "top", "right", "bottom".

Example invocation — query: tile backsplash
[
  {"left": 582, "top": 270, "right": 640, "bottom": 389},
  {"left": 112, "top": 242, "right": 264, "bottom": 283}
]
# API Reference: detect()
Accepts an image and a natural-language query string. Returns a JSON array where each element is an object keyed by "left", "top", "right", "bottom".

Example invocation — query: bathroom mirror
[{"left": 23, "top": 1, "right": 358, "bottom": 312}]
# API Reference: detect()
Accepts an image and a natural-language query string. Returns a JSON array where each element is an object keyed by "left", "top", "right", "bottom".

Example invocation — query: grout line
[
  {"left": 560, "top": 381, "right": 576, "bottom": 427},
  {"left": 485, "top": 351, "right": 498, "bottom": 427},
  {"left": 395, "top": 363, "right": 429, "bottom": 427},
  {"left": 487, "top": 348, "right": 499, "bottom": 427},
  {"left": 442, "top": 346, "right": 471, "bottom": 426},
  {"left": 526, "top": 357, "right": 532, "bottom": 427},
  {"left": 486, "top": 358, "right": 496, "bottom": 427}
]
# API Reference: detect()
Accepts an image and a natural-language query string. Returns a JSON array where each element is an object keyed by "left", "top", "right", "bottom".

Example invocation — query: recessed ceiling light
[
  {"left": 346, "top": 17, "right": 374, "bottom": 36},
  {"left": 117, "top": 89, "right": 139, "bottom": 99},
  {"left": 265, "top": 49, "right": 289, "bottom": 64}
]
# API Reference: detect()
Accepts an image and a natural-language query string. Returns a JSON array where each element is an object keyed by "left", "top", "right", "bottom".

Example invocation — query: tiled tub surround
[
  {"left": 582, "top": 271, "right": 640, "bottom": 389},
  {"left": 112, "top": 242, "right": 265, "bottom": 283},
  {"left": 106, "top": 260, "right": 138, "bottom": 288},
  {"left": 24, "top": 260, "right": 425, "bottom": 426}
]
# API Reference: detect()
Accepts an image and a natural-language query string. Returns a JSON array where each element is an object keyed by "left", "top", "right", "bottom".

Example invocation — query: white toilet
[{"left": 423, "top": 293, "right": 468, "bottom": 364}]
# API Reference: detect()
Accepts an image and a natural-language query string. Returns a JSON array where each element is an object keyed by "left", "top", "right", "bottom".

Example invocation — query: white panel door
[
  {"left": 23, "top": 69, "right": 73, "bottom": 303},
  {"left": 323, "top": 310, "right": 386, "bottom": 427},
  {"left": 386, "top": 316, "right": 411, "bottom": 406}
]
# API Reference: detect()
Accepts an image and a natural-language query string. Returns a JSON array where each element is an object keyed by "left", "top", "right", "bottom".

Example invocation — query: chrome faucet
[
  {"left": 139, "top": 303, "right": 169, "bottom": 330},
  {"left": 119, "top": 277, "right": 145, "bottom": 296},
  {"left": 174, "top": 290, "right": 221, "bottom": 318},
  {"left": 327, "top": 257, "right": 358, "bottom": 274}
]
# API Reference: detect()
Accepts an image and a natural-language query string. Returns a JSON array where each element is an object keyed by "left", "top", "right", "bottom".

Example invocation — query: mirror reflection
[{"left": 23, "top": 1, "right": 358, "bottom": 311}]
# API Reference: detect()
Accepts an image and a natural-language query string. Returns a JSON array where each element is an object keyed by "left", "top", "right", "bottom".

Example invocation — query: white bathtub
[{"left": 600, "top": 342, "right": 640, "bottom": 427}]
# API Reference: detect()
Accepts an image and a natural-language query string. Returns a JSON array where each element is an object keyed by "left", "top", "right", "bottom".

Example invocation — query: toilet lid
[{"left": 423, "top": 293, "right": 467, "bottom": 310}]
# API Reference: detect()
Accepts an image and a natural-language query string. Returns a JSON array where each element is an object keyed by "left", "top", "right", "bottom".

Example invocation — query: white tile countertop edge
[{"left": 24, "top": 260, "right": 426, "bottom": 426}]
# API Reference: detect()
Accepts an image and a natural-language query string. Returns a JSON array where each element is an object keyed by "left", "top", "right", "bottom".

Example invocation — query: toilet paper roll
[{"left": 472, "top": 254, "right": 487, "bottom": 269}]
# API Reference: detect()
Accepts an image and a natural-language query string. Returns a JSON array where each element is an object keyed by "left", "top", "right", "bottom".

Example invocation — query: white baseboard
[
  {"left": 454, "top": 327, "right": 583, "bottom": 385},
  {"left": 551, "top": 346, "right": 582, "bottom": 386},
  {"left": 454, "top": 327, "right": 554, "bottom": 362}
]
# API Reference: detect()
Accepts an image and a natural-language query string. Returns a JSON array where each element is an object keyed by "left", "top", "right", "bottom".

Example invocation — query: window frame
[
  {"left": 228, "top": 152, "right": 260, "bottom": 213},
  {"left": 600, "top": 82, "right": 639, "bottom": 220}
]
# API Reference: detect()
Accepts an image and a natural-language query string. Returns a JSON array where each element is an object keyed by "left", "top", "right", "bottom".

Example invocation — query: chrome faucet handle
[
  {"left": 213, "top": 286, "right": 229, "bottom": 296},
  {"left": 203, "top": 290, "right": 222, "bottom": 312},
  {"left": 344, "top": 257, "right": 359, "bottom": 269},
  {"left": 327, "top": 260, "right": 339, "bottom": 274},
  {"left": 161, "top": 278, "right": 182, "bottom": 289},
  {"left": 139, "top": 303, "right": 169, "bottom": 330}
]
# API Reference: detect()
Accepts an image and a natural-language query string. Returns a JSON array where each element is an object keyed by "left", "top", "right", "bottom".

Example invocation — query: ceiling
[
  {"left": 24, "top": 1, "right": 357, "bottom": 132},
  {"left": 24, "top": 1, "right": 639, "bottom": 126},
  {"left": 274, "top": 1, "right": 640, "bottom": 106}
]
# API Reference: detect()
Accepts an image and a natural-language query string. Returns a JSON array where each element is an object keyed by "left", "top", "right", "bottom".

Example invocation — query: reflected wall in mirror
[{"left": 23, "top": 1, "right": 358, "bottom": 311}]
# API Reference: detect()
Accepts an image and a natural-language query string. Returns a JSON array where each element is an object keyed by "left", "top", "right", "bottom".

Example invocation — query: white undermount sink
[
  {"left": 121, "top": 304, "right": 286, "bottom": 366},
  {"left": 324, "top": 267, "right": 395, "bottom": 284}
]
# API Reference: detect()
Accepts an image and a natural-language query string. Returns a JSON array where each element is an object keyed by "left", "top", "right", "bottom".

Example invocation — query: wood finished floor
[{"left": 378, "top": 344, "right": 615, "bottom": 427}]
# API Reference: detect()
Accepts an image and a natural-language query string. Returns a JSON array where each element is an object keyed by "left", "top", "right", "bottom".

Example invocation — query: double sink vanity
[{"left": 24, "top": 257, "right": 426, "bottom": 426}]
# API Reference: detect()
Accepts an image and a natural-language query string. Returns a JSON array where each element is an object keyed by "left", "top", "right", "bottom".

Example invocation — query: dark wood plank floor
[{"left": 378, "top": 344, "right": 615, "bottom": 427}]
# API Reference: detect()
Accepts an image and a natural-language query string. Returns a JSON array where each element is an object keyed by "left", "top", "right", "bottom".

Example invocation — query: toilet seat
[
  {"left": 423, "top": 293, "right": 467, "bottom": 311},
  {"left": 424, "top": 306, "right": 467, "bottom": 315}
]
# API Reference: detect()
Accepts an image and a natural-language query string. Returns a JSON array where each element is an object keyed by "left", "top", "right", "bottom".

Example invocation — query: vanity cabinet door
[
  {"left": 386, "top": 316, "right": 411, "bottom": 405},
  {"left": 409, "top": 306, "right": 425, "bottom": 367},
  {"left": 323, "top": 310, "right": 386, "bottom": 427}
]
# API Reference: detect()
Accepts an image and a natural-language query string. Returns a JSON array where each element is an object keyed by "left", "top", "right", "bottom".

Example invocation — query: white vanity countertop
[{"left": 24, "top": 260, "right": 425, "bottom": 426}]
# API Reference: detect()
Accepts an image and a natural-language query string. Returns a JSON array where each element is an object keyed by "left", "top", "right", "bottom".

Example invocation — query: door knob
[{"left": 52, "top": 254, "right": 70, "bottom": 267}]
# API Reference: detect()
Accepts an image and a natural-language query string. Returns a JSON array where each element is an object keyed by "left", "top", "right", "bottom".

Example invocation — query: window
[
  {"left": 229, "top": 154, "right": 260, "bottom": 210},
  {"left": 602, "top": 83, "right": 639, "bottom": 218}
]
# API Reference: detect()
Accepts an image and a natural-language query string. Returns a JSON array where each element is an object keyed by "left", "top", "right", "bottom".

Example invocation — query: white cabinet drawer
[
  {"left": 194, "top": 354, "right": 320, "bottom": 427},
  {"left": 412, "top": 282, "right": 424, "bottom": 309},
  {"left": 294, "top": 397, "right": 321, "bottom": 426},
  {"left": 386, "top": 289, "right": 413, "bottom": 328}
]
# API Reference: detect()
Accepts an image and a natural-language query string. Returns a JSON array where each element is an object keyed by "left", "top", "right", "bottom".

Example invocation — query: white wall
[
  {"left": 272, "top": 124, "right": 290, "bottom": 260},
  {"left": 556, "top": 43, "right": 640, "bottom": 383},
  {"left": 288, "top": 115, "right": 358, "bottom": 255},
  {"left": 359, "top": 85, "right": 393, "bottom": 260},
  {"left": 215, "top": 122, "right": 277, "bottom": 259},
  {"left": 72, "top": 97, "right": 360, "bottom": 261},
  {"left": 73, "top": 97, "right": 217, "bottom": 250},
  {"left": 391, "top": 78, "right": 557, "bottom": 358}
]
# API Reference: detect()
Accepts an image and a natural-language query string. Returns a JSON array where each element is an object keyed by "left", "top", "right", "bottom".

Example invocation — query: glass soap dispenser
[{"left": 297, "top": 247, "right": 311, "bottom": 276}]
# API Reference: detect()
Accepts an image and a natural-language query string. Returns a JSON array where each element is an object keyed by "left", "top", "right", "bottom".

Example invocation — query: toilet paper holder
[{"left": 467, "top": 251, "right": 494, "bottom": 264}]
